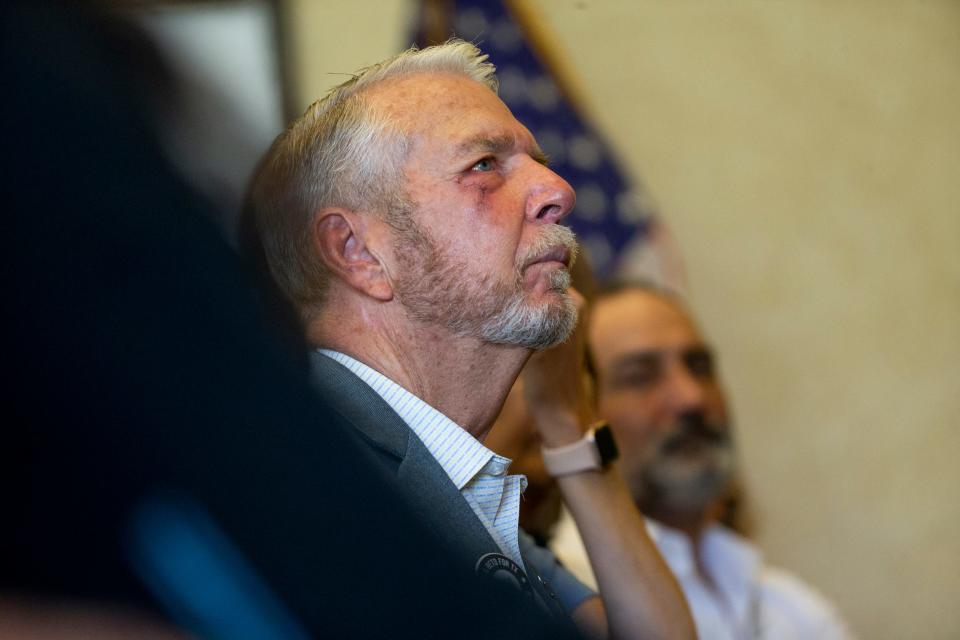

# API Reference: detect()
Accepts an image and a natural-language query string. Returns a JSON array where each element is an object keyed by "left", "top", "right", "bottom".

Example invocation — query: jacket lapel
[
  {"left": 309, "top": 353, "right": 502, "bottom": 564},
  {"left": 309, "top": 353, "right": 569, "bottom": 618}
]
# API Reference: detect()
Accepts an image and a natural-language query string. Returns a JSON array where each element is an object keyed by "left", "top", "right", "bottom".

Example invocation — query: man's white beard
[
  {"left": 478, "top": 264, "right": 576, "bottom": 349},
  {"left": 641, "top": 446, "right": 736, "bottom": 514},
  {"left": 635, "top": 416, "right": 737, "bottom": 515},
  {"left": 393, "top": 220, "right": 579, "bottom": 350}
]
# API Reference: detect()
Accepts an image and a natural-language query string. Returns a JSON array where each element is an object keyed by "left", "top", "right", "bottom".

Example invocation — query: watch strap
[{"left": 541, "top": 421, "right": 618, "bottom": 477}]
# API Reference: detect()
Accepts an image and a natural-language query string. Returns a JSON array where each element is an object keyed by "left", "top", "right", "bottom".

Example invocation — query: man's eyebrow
[
  {"left": 458, "top": 133, "right": 515, "bottom": 155},
  {"left": 457, "top": 133, "right": 551, "bottom": 165},
  {"left": 683, "top": 345, "right": 714, "bottom": 359},
  {"left": 529, "top": 144, "right": 550, "bottom": 166},
  {"left": 609, "top": 344, "right": 711, "bottom": 373},
  {"left": 610, "top": 351, "right": 661, "bottom": 371}
]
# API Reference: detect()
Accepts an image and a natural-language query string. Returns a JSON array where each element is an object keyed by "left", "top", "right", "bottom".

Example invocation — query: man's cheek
[{"left": 608, "top": 422, "right": 652, "bottom": 468}]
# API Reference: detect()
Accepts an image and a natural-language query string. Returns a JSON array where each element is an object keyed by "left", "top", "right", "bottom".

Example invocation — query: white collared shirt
[
  {"left": 319, "top": 350, "right": 528, "bottom": 570},
  {"left": 551, "top": 509, "right": 854, "bottom": 639}
]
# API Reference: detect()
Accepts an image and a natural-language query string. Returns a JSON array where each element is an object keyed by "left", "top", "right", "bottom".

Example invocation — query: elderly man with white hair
[{"left": 247, "top": 40, "right": 694, "bottom": 640}]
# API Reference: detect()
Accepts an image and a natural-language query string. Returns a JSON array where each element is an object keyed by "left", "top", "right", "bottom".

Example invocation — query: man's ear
[{"left": 312, "top": 208, "right": 394, "bottom": 302}]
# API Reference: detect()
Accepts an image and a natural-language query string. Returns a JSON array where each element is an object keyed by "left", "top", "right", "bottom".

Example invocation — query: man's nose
[
  {"left": 524, "top": 162, "right": 576, "bottom": 224},
  {"left": 666, "top": 362, "right": 707, "bottom": 414}
]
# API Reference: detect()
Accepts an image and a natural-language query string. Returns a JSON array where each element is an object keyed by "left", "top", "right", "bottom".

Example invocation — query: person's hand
[{"left": 521, "top": 288, "right": 595, "bottom": 447}]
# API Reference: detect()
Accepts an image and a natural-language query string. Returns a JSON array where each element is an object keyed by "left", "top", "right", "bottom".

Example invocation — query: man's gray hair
[{"left": 245, "top": 39, "right": 498, "bottom": 317}]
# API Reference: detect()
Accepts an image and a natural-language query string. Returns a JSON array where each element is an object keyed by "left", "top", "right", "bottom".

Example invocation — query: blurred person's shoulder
[
  {"left": 758, "top": 564, "right": 855, "bottom": 639},
  {"left": 701, "top": 526, "right": 855, "bottom": 638}
]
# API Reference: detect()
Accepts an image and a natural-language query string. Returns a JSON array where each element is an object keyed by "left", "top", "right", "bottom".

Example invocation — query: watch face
[{"left": 594, "top": 424, "right": 619, "bottom": 464}]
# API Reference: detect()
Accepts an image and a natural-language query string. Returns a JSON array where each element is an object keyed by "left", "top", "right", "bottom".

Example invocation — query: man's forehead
[
  {"left": 365, "top": 72, "right": 534, "bottom": 149},
  {"left": 591, "top": 290, "right": 704, "bottom": 360},
  {"left": 365, "top": 72, "right": 503, "bottom": 123}
]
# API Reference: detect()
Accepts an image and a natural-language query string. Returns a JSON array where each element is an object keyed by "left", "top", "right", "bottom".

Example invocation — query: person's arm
[{"left": 523, "top": 291, "right": 695, "bottom": 640}]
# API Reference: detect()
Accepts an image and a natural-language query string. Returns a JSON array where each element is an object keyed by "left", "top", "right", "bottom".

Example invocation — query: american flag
[{"left": 412, "top": 0, "right": 686, "bottom": 289}]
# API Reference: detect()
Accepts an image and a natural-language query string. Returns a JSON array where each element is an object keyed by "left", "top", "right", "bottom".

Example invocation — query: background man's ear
[{"left": 312, "top": 208, "right": 394, "bottom": 302}]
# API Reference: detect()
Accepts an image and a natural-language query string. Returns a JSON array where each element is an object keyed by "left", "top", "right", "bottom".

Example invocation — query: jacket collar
[
  {"left": 309, "top": 352, "right": 569, "bottom": 619},
  {"left": 309, "top": 352, "right": 502, "bottom": 563}
]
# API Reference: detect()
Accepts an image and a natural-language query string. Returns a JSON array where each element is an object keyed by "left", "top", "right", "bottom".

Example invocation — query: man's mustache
[
  {"left": 659, "top": 413, "right": 731, "bottom": 455},
  {"left": 519, "top": 224, "right": 579, "bottom": 272}
]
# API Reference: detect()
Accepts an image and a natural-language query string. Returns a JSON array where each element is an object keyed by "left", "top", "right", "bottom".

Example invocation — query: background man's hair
[
  {"left": 244, "top": 39, "right": 498, "bottom": 318},
  {"left": 594, "top": 277, "right": 683, "bottom": 305},
  {"left": 587, "top": 277, "right": 692, "bottom": 375}
]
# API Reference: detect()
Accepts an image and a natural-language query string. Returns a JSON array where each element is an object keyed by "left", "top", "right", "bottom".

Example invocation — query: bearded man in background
[{"left": 549, "top": 282, "right": 854, "bottom": 639}]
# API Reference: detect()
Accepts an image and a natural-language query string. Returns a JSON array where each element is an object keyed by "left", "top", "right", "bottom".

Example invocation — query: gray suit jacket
[{"left": 309, "top": 352, "right": 570, "bottom": 618}]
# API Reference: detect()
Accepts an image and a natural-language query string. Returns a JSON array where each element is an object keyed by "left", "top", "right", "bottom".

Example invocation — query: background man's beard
[
  {"left": 637, "top": 414, "right": 737, "bottom": 516},
  {"left": 392, "top": 221, "right": 579, "bottom": 350}
]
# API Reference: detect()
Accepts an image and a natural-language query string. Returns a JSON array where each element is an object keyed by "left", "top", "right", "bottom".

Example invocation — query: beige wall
[{"left": 286, "top": 2, "right": 960, "bottom": 638}]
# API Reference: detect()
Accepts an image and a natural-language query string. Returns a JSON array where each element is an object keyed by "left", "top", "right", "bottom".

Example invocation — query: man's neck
[
  {"left": 309, "top": 303, "right": 529, "bottom": 440},
  {"left": 650, "top": 509, "right": 710, "bottom": 544}
]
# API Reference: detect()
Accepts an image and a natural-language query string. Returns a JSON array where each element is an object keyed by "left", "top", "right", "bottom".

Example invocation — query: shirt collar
[
  {"left": 650, "top": 520, "right": 762, "bottom": 591},
  {"left": 318, "top": 349, "right": 498, "bottom": 489},
  {"left": 647, "top": 520, "right": 696, "bottom": 576}
]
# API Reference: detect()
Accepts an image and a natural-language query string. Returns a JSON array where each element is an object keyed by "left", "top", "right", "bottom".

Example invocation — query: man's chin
[
  {"left": 521, "top": 266, "right": 571, "bottom": 299},
  {"left": 532, "top": 296, "right": 578, "bottom": 350},
  {"left": 640, "top": 458, "right": 735, "bottom": 514},
  {"left": 480, "top": 295, "right": 577, "bottom": 350}
]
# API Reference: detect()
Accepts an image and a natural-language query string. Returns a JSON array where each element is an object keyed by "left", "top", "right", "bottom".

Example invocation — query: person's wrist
[
  {"left": 530, "top": 409, "right": 587, "bottom": 448},
  {"left": 541, "top": 421, "right": 619, "bottom": 477}
]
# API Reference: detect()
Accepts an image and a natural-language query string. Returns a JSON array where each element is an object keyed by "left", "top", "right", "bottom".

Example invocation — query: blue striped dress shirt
[{"left": 319, "top": 350, "right": 529, "bottom": 570}]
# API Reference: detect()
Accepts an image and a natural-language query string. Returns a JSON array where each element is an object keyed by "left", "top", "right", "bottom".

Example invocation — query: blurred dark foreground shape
[{"left": 0, "top": 2, "right": 574, "bottom": 637}]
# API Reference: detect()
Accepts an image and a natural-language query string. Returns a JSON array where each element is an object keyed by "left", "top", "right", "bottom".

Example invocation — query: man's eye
[
  {"left": 612, "top": 363, "right": 662, "bottom": 390},
  {"left": 471, "top": 157, "right": 495, "bottom": 172},
  {"left": 619, "top": 371, "right": 658, "bottom": 388},
  {"left": 684, "top": 349, "right": 715, "bottom": 379}
]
